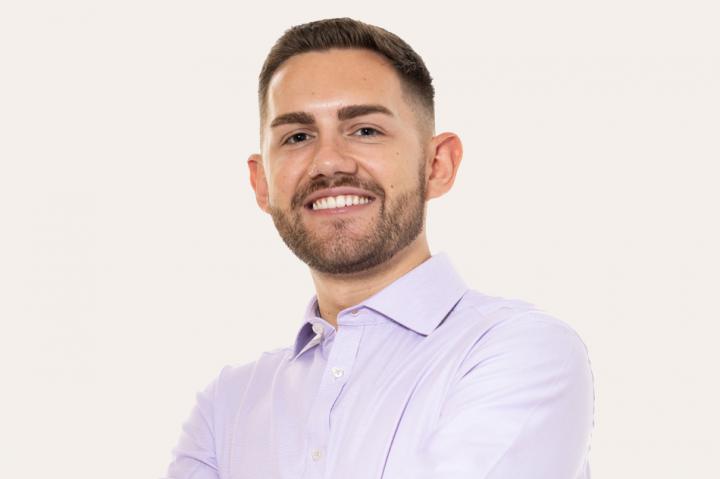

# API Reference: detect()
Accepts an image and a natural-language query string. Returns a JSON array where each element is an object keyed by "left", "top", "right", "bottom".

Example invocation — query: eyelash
[{"left": 283, "top": 127, "right": 382, "bottom": 145}]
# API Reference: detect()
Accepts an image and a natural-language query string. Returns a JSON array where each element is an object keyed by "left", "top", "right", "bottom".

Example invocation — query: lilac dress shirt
[{"left": 165, "top": 253, "right": 594, "bottom": 478}]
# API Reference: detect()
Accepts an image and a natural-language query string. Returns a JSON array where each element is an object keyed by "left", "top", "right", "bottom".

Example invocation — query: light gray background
[{"left": 1, "top": 1, "right": 718, "bottom": 477}]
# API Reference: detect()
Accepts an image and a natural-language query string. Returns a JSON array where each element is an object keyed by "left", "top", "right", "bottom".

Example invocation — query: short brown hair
[{"left": 258, "top": 18, "right": 435, "bottom": 129}]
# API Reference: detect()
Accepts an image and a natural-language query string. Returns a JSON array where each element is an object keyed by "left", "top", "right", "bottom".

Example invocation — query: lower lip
[{"left": 305, "top": 199, "right": 376, "bottom": 216}]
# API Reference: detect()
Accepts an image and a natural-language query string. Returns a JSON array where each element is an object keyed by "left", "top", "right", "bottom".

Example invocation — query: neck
[{"left": 309, "top": 235, "right": 431, "bottom": 329}]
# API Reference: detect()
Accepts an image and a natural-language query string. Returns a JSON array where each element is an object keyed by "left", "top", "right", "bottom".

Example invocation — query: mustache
[{"left": 292, "top": 175, "right": 385, "bottom": 209}]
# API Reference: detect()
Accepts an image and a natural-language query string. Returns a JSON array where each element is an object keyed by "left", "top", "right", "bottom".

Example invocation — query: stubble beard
[{"left": 269, "top": 162, "right": 426, "bottom": 275}]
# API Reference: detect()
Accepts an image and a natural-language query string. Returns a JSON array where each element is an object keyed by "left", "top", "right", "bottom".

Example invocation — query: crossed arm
[{"left": 165, "top": 319, "right": 594, "bottom": 479}]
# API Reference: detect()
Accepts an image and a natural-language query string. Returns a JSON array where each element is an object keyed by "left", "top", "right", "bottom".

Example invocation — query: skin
[{"left": 248, "top": 48, "right": 463, "bottom": 329}]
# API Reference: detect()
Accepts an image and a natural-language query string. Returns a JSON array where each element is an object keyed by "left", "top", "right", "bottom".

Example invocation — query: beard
[{"left": 269, "top": 162, "right": 426, "bottom": 275}]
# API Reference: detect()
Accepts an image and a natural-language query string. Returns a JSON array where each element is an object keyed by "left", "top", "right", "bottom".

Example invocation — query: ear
[
  {"left": 247, "top": 153, "right": 270, "bottom": 214},
  {"left": 425, "top": 132, "right": 463, "bottom": 200}
]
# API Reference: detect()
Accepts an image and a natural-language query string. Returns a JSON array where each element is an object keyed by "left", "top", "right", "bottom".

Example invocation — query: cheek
[
  {"left": 383, "top": 155, "right": 419, "bottom": 188},
  {"left": 269, "top": 149, "right": 312, "bottom": 180},
  {"left": 268, "top": 167, "right": 305, "bottom": 206}
]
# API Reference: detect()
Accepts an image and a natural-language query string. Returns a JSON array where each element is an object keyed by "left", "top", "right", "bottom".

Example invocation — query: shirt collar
[
  {"left": 290, "top": 252, "right": 468, "bottom": 361},
  {"left": 362, "top": 252, "right": 468, "bottom": 335},
  {"left": 290, "top": 297, "right": 326, "bottom": 361}
]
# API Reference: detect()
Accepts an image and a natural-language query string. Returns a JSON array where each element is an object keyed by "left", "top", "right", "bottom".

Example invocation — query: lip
[{"left": 303, "top": 187, "right": 377, "bottom": 208}]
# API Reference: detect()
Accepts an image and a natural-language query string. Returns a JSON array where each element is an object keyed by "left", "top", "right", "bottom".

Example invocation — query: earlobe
[
  {"left": 247, "top": 153, "right": 270, "bottom": 214},
  {"left": 426, "top": 132, "right": 463, "bottom": 200}
]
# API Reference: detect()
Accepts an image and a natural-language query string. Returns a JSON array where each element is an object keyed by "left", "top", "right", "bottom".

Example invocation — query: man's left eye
[{"left": 353, "top": 127, "right": 381, "bottom": 137}]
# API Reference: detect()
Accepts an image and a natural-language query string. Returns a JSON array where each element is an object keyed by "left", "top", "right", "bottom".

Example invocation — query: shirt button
[
  {"left": 331, "top": 367, "right": 344, "bottom": 379},
  {"left": 311, "top": 449, "right": 322, "bottom": 461},
  {"left": 311, "top": 323, "right": 323, "bottom": 335},
  {"left": 350, "top": 308, "right": 360, "bottom": 316}
]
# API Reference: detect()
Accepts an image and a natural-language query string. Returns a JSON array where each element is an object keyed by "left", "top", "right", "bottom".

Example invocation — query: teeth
[{"left": 312, "top": 195, "right": 371, "bottom": 210}]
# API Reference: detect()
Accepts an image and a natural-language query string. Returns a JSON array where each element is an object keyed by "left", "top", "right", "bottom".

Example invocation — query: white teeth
[{"left": 311, "top": 195, "right": 371, "bottom": 210}]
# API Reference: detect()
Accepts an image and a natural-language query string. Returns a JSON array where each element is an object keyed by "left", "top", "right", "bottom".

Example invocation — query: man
[{"left": 166, "top": 17, "right": 594, "bottom": 479}]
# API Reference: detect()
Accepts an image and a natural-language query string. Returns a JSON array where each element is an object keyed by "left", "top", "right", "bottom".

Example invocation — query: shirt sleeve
[
  {"left": 407, "top": 314, "right": 595, "bottom": 479},
  {"left": 163, "top": 370, "right": 223, "bottom": 479}
]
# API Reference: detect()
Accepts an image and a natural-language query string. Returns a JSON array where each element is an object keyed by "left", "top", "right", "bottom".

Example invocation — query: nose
[{"left": 308, "top": 135, "right": 358, "bottom": 179}]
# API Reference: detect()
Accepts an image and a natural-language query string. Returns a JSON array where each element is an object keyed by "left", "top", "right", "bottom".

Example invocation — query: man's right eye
[{"left": 284, "top": 132, "right": 311, "bottom": 145}]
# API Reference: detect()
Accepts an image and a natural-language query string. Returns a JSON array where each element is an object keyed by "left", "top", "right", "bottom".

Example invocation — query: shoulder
[
  {"left": 207, "top": 346, "right": 293, "bottom": 407},
  {"left": 451, "top": 289, "right": 592, "bottom": 381}
]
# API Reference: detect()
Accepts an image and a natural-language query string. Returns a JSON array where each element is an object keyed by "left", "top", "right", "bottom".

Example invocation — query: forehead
[{"left": 265, "top": 48, "right": 407, "bottom": 121}]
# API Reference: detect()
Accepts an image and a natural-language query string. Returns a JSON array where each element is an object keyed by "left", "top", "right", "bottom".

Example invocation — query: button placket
[{"left": 304, "top": 323, "right": 364, "bottom": 476}]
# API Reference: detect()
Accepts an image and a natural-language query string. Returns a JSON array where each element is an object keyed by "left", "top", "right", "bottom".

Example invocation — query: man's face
[{"left": 253, "top": 48, "right": 430, "bottom": 275}]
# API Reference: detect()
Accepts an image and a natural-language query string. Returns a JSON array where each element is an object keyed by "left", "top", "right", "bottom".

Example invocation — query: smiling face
[{"left": 249, "top": 48, "right": 433, "bottom": 275}]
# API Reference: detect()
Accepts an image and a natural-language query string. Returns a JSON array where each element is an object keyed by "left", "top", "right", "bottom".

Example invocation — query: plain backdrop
[{"left": 1, "top": 1, "right": 718, "bottom": 477}]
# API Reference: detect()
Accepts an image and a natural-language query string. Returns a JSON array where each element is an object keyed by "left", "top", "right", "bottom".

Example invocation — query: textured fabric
[{"left": 165, "top": 253, "right": 594, "bottom": 479}]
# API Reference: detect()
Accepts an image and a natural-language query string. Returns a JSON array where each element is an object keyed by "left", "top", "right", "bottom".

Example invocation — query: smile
[{"left": 310, "top": 195, "right": 374, "bottom": 211}]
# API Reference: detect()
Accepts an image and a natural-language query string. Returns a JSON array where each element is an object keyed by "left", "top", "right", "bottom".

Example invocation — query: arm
[
  {"left": 409, "top": 315, "right": 594, "bottom": 479},
  {"left": 164, "top": 372, "right": 222, "bottom": 479}
]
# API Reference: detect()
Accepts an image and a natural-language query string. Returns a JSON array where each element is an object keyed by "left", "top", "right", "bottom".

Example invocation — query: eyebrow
[
  {"left": 338, "top": 104, "right": 394, "bottom": 121},
  {"left": 270, "top": 104, "right": 394, "bottom": 128}
]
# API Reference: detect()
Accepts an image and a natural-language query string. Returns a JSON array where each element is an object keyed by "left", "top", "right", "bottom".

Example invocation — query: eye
[
  {"left": 284, "top": 132, "right": 312, "bottom": 145},
  {"left": 352, "top": 127, "right": 382, "bottom": 137}
]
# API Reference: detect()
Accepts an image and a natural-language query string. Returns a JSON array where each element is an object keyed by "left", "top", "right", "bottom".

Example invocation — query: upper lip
[{"left": 304, "top": 187, "right": 377, "bottom": 207}]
